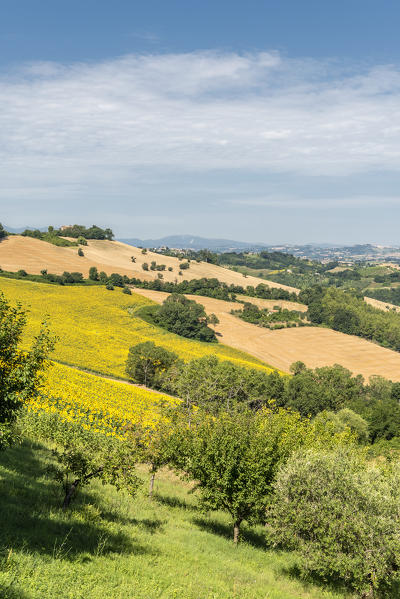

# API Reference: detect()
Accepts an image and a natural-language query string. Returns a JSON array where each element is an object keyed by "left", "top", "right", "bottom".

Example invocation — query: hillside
[
  {"left": 0, "top": 235, "right": 298, "bottom": 293},
  {"left": 133, "top": 288, "right": 400, "bottom": 382},
  {"left": 0, "top": 277, "right": 272, "bottom": 378},
  {"left": 0, "top": 442, "right": 349, "bottom": 599}
]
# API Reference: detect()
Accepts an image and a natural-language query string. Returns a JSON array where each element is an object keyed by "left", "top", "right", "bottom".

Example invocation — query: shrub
[
  {"left": 77, "top": 236, "right": 87, "bottom": 245},
  {"left": 106, "top": 282, "right": 114, "bottom": 290},
  {"left": 122, "top": 286, "right": 132, "bottom": 295},
  {"left": 142, "top": 263, "right": 149, "bottom": 271},
  {"left": 17, "top": 269, "right": 28, "bottom": 277},
  {"left": 77, "top": 248, "right": 84, "bottom": 257},
  {"left": 268, "top": 448, "right": 400, "bottom": 597}
]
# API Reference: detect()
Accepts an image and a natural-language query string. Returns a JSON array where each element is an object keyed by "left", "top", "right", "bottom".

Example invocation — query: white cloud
[{"left": 1, "top": 50, "right": 400, "bottom": 202}]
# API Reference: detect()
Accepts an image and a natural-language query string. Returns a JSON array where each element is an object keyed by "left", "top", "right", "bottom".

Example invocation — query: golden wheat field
[
  {"left": 0, "top": 277, "right": 272, "bottom": 378},
  {"left": 29, "top": 361, "right": 178, "bottom": 438}
]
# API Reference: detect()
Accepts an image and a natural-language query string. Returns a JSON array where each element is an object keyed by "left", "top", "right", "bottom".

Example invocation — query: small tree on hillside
[
  {"left": 88, "top": 266, "right": 99, "bottom": 281},
  {"left": 125, "top": 341, "right": 178, "bottom": 388},
  {"left": 0, "top": 223, "right": 6, "bottom": 239},
  {"left": 171, "top": 408, "right": 352, "bottom": 543}
]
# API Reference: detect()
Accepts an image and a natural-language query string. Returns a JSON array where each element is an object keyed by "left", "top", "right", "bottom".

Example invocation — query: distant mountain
[{"left": 119, "top": 234, "right": 270, "bottom": 252}]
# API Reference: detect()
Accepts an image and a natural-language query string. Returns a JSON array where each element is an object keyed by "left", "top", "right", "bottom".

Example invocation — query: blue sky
[{"left": 2, "top": 0, "right": 400, "bottom": 243}]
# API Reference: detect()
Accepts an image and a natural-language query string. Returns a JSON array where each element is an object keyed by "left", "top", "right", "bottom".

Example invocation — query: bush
[
  {"left": 106, "top": 282, "right": 114, "bottom": 290},
  {"left": 268, "top": 448, "right": 400, "bottom": 596},
  {"left": 122, "top": 286, "right": 132, "bottom": 295},
  {"left": 77, "top": 236, "right": 88, "bottom": 245},
  {"left": 78, "top": 248, "right": 84, "bottom": 257},
  {"left": 142, "top": 263, "right": 149, "bottom": 271}
]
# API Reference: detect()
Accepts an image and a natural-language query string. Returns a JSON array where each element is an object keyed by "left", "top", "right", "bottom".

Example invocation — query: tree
[
  {"left": 88, "top": 266, "right": 99, "bottom": 281},
  {"left": 0, "top": 222, "right": 6, "bottom": 239},
  {"left": 142, "top": 262, "right": 149, "bottom": 271},
  {"left": 99, "top": 271, "right": 108, "bottom": 283},
  {"left": 125, "top": 341, "right": 178, "bottom": 388},
  {"left": 0, "top": 292, "right": 55, "bottom": 449},
  {"left": 77, "top": 248, "right": 84, "bottom": 257},
  {"left": 268, "top": 448, "right": 400, "bottom": 597},
  {"left": 172, "top": 408, "right": 351, "bottom": 543},
  {"left": 207, "top": 313, "right": 219, "bottom": 328},
  {"left": 131, "top": 256, "right": 136, "bottom": 263},
  {"left": 155, "top": 294, "right": 217, "bottom": 342},
  {"left": 24, "top": 409, "right": 140, "bottom": 508}
]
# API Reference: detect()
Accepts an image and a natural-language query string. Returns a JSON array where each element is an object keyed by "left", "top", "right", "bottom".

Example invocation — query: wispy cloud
[{"left": 1, "top": 50, "right": 400, "bottom": 204}]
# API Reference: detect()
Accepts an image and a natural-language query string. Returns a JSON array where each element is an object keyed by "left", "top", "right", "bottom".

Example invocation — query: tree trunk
[
  {"left": 63, "top": 478, "right": 80, "bottom": 509},
  {"left": 149, "top": 471, "right": 156, "bottom": 499},
  {"left": 233, "top": 520, "right": 241, "bottom": 544}
]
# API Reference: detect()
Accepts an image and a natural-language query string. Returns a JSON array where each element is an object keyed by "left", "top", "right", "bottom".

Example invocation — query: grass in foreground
[
  {"left": 0, "top": 278, "right": 272, "bottom": 378},
  {"left": 0, "top": 441, "right": 350, "bottom": 599}
]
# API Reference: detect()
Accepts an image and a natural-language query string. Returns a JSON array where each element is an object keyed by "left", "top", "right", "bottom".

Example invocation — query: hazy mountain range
[{"left": 119, "top": 235, "right": 270, "bottom": 252}]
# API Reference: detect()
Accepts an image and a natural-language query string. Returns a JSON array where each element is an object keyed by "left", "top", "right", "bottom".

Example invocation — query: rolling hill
[
  {"left": 0, "top": 235, "right": 298, "bottom": 293},
  {"left": 133, "top": 287, "right": 400, "bottom": 382}
]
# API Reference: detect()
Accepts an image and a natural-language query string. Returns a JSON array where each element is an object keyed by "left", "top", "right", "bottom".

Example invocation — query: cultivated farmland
[
  {"left": 133, "top": 287, "right": 400, "bottom": 382},
  {"left": 0, "top": 277, "right": 271, "bottom": 378},
  {"left": 0, "top": 235, "right": 297, "bottom": 292}
]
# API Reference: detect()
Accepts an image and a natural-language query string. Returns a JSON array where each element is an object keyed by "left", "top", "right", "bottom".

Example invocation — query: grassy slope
[
  {"left": 0, "top": 441, "right": 349, "bottom": 599},
  {"left": 0, "top": 278, "right": 272, "bottom": 378}
]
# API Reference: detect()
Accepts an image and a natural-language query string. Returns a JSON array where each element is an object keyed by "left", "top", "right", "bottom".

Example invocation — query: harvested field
[
  {"left": 364, "top": 296, "right": 400, "bottom": 313},
  {"left": 0, "top": 236, "right": 297, "bottom": 292},
  {"left": 134, "top": 288, "right": 400, "bottom": 382}
]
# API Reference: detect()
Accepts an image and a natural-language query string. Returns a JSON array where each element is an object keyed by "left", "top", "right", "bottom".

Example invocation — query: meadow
[
  {"left": 0, "top": 278, "right": 271, "bottom": 379},
  {"left": 0, "top": 440, "right": 350, "bottom": 599}
]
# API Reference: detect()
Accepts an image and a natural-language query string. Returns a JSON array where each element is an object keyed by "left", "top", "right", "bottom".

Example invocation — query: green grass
[{"left": 0, "top": 441, "right": 350, "bottom": 599}]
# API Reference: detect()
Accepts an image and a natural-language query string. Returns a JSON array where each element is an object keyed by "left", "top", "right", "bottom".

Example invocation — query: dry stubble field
[
  {"left": 0, "top": 236, "right": 297, "bottom": 292},
  {"left": 134, "top": 288, "right": 400, "bottom": 382}
]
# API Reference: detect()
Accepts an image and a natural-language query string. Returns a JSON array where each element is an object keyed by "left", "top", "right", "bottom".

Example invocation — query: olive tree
[{"left": 268, "top": 448, "right": 400, "bottom": 597}]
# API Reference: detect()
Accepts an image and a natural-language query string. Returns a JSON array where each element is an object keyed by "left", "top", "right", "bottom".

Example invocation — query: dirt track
[{"left": 133, "top": 288, "right": 400, "bottom": 382}]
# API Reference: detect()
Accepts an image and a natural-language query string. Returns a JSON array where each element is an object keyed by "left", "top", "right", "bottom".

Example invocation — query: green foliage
[
  {"left": 170, "top": 408, "right": 352, "bottom": 542},
  {"left": 105, "top": 282, "right": 114, "bottom": 290},
  {"left": 154, "top": 293, "right": 217, "bottom": 342},
  {"left": 59, "top": 224, "right": 114, "bottom": 240},
  {"left": 77, "top": 248, "right": 84, "bottom": 257},
  {"left": 314, "top": 408, "right": 369, "bottom": 443},
  {"left": 303, "top": 286, "right": 400, "bottom": 351},
  {"left": 125, "top": 341, "right": 178, "bottom": 387},
  {"left": 122, "top": 286, "right": 132, "bottom": 295},
  {"left": 77, "top": 236, "right": 88, "bottom": 246},
  {"left": 22, "top": 408, "right": 141, "bottom": 508},
  {"left": 235, "top": 302, "right": 306, "bottom": 328},
  {"left": 286, "top": 362, "right": 364, "bottom": 416},
  {"left": 268, "top": 448, "right": 400, "bottom": 596},
  {"left": 0, "top": 293, "right": 55, "bottom": 449},
  {"left": 0, "top": 222, "right": 7, "bottom": 239},
  {"left": 89, "top": 266, "right": 99, "bottom": 281}
]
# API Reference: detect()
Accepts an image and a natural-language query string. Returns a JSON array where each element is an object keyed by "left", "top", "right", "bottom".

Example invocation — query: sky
[{"left": 1, "top": 0, "right": 400, "bottom": 244}]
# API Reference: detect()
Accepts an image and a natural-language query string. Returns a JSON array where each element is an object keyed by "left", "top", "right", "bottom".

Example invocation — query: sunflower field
[{"left": 0, "top": 277, "right": 271, "bottom": 378}]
